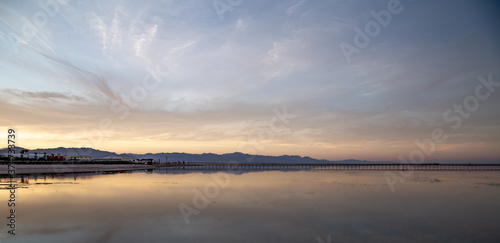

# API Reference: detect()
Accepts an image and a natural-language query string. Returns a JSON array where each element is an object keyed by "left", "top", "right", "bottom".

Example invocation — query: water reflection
[{"left": 0, "top": 170, "right": 499, "bottom": 243}]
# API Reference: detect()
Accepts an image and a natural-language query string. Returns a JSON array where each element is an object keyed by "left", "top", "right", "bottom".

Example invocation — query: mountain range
[{"left": 0, "top": 147, "right": 380, "bottom": 164}]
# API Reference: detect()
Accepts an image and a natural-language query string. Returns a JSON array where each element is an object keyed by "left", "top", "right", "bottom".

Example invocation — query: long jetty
[{"left": 158, "top": 163, "right": 500, "bottom": 171}]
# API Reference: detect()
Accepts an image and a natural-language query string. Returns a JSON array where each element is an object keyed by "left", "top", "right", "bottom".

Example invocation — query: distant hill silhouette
[{"left": 0, "top": 147, "right": 382, "bottom": 164}]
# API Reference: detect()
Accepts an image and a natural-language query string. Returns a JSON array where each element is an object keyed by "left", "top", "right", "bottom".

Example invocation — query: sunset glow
[{"left": 1, "top": 0, "right": 499, "bottom": 162}]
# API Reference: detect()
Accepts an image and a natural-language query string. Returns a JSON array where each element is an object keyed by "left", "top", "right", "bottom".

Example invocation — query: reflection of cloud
[
  {"left": 477, "top": 182, "right": 500, "bottom": 187},
  {"left": 22, "top": 225, "right": 87, "bottom": 235},
  {"left": 13, "top": 171, "right": 500, "bottom": 242},
  {"left": 93, "top": 223, "right": 124, "bottom": 243},
  {"left": 410, "top": 176, "right": 442, "bottom": 184}
]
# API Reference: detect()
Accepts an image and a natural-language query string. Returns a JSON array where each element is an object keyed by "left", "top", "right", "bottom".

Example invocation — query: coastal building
[
  {"left": 47, "top": 154, "right": 66, "bottom": 161},
  {"left": 137, "top": 158, "right": 154, "bottom": 165},
  {"left": 66, "top": 155, "right": 92, "bottom": 162},
  {"left": 92, "top": 157, "right": 132, "bottom": 163}
]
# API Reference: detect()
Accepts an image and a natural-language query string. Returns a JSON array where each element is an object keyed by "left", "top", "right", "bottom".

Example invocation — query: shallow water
[{"left": 1, "top": 170, "right": 499, "bottom": 243}]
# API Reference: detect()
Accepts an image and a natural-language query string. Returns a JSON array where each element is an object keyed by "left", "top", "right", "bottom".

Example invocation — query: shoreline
[
  {"left": 1, "top": 163, "right": 499, "bottom": 175},
  {"left": 0, "top": 164, "right": 156, "bottom": 175}
]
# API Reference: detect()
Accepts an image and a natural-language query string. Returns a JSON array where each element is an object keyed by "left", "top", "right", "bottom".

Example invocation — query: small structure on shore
[
  {"left": 66, "top": 155, "right": 92, "bottom": 162},
  {"left": 47, "top": 154, "right": 65, "bottom": 161},
  {"left": 92, "top": 157, "right": 132, "bottom": 163},
  {"left": 137, "top": 158, "right": 154, "bottom": 165}
]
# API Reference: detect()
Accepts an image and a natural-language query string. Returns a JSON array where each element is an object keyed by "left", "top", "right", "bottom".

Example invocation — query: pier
[{"left": 158, "top": 163, "right": 500, "bottom": 171}]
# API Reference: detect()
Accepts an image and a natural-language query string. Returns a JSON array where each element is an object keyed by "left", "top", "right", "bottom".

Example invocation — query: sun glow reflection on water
[{"left": 0, "top": 170, "right": 499, "bottom": 243}]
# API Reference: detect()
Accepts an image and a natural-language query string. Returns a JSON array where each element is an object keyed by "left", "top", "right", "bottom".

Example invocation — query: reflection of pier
[{"left": 159, "top": 163, "right": 500, "bottom": 171}]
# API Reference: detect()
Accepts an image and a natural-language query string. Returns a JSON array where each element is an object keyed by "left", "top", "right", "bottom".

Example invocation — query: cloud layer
[{"left": 1, "top": 0, "right": 499, "bottom": 162}]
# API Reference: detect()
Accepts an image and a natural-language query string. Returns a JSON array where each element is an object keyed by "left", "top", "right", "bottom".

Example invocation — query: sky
[{"left": 1, "top": 0, "right": 499, "bottom": 162}]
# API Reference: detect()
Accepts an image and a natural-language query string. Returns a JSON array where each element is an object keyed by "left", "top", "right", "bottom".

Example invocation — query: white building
[
  {"left": 66, "top": 155, "right": 92, "bottom": 162},
  {"left": 92, "top": 157, "right": 132, "bottom": 162}
]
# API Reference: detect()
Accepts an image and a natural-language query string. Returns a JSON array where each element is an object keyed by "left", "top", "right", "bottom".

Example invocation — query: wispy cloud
[
  {"left": 0, "top": 0, "right": 499, "bottom": 161},
  {"left": 5, "top": 89, "right": 87, "bottom": 102}
]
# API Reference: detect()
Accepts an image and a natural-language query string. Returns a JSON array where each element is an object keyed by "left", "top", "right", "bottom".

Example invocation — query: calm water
[{"left": 1, "top": 170, "right": 499, "bottom": 243}]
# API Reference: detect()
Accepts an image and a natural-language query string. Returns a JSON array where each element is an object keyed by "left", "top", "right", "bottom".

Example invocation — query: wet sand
[{"left": 0, "top": 164, "right": 156, "bottom": 175}]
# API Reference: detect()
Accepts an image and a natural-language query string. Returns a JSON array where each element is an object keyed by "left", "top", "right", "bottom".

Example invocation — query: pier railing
[{"left": 156, "top": 163, "right": 500, "bottom": 171}]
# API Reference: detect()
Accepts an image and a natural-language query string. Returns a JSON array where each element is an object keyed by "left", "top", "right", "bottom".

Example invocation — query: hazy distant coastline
[
  {"left": 2, "top": 147, "right": 498, "bottom": 164},
  {"left": 0, "top": 147, "right": 379, "bottom": 164}
]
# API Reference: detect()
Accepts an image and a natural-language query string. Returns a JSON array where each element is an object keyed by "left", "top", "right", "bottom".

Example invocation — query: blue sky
[{"left": 1, "top": 0, "right": 499, "bottom": 162}]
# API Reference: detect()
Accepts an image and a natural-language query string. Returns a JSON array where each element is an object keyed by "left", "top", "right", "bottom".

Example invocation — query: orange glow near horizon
[{"left": 2, "top": 125, "right": 499, "bottom": 162}]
